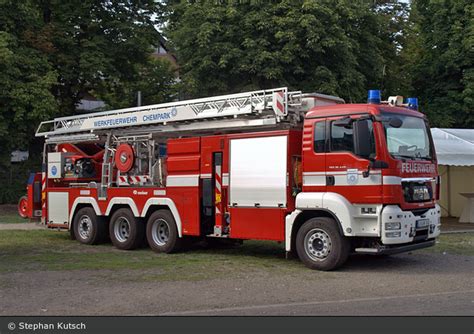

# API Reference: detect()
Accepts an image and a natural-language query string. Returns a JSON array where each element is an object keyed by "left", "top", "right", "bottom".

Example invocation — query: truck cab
[{"left": 288, "top": 96, "right": 440, "bottom": 269}]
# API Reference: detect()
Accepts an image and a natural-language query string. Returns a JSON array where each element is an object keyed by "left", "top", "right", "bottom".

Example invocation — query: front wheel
[
  {"left": 146, "top": 210, "right": 182, "bottom": 253},
  {"left": 296, "top": 217, "right": 350, "bottom": 271}
]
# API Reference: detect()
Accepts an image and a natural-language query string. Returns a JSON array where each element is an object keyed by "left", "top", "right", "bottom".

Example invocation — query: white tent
[{"left": 431, "top": 128, "right": 474, "bottom": 218}]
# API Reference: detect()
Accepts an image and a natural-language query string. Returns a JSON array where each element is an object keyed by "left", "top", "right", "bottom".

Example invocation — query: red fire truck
[{"left": 19, "top": 88, "right": 441, "bottom": 270}]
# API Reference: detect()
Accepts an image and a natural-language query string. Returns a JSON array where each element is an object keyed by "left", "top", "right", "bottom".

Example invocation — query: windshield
[{"left": 382, "top": 114, "right": 433, "bottom": 160}]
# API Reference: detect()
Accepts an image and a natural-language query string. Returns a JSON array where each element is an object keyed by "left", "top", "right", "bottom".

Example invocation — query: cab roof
[{"left": 305, "top": 103, "right": 425, "bottom": 119}]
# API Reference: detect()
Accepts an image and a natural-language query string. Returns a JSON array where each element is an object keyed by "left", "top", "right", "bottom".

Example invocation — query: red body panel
[{"left": 229, "top": 207, "right": 285, "bottom": 241}]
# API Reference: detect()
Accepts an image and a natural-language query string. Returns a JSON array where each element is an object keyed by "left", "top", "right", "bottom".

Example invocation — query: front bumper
[
  {"left": 355, "top": 239, "right": 436, "bottom": 255},
  {"left": 381, "top": 204, "right": 441, "bottom": 245}
]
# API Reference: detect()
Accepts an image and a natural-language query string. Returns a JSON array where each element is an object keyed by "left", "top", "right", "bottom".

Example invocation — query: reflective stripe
[
  {"left": 383, "top": 176, "right": 401, "bottom": 185},
  {"left": 222, "top": 173, "right": 229, "bottom": 186},
  {"left": 167, "top": 175, "right": 199, "bottom": 187},
  {"left": 41, "top": 171, "right": 46, "bottom": 224},
  {"left": 118, "top": 176, "right": 129, "bottom": 185},
  {"left": 303, "top": 175, "right": 326, "bottom": 186},
  {"left": 334, "top": 174, "right": 381, "bottom": 186},
  {"left": 302, "top": 171, "right": 382, "bottom": 186},
  {"left": 215, "top": 166, "right": 222, "bottom": 192}
]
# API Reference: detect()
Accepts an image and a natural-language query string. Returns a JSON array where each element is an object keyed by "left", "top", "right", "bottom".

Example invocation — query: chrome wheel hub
[
  {"left": 304, "top": 228, "right": 332, "bottom": 261},
  {"left": 114, "top": 217, "right": 131, "bottom": 243},
  {"left": 78, "top": 215, "right": 92, "bottom": 240},
  {"left": 151, "top": 219, "right": 170, "bottom": 246}
]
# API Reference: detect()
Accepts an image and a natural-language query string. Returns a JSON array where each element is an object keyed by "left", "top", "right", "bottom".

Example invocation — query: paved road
[
  {"left": 1, "top": 252, "right": 472, "bottom": 316},
  {"left": 162, "top": 290, "right": 474, "bottom": 316}
]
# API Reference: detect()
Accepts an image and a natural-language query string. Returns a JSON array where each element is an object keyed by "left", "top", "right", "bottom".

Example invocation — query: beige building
[{"left": 431, "top": 128, "right": 474, "bottom": 218}]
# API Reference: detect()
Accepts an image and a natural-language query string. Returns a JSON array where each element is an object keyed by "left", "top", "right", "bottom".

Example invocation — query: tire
[
  {"left": 296, "top": 217, "right": 350, "bottom": 271},
  {"left": 73, "top": 207, "right": 106, "bottom": 245},
  {"left": 18, "top": 195, "right": 28, "bottom": 218},
  {"left": 146, "top": 210, "right": 182, "bottom": 253},
  {"left": 109, "top": 208, "right": 145, "bottom": 250}
]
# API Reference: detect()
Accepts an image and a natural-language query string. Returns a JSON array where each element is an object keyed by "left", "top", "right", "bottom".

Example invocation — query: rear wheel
[
  {"left": 146, "top": 210, "right": 182, "bottom": 253},
  {"left": 296, "top": 217, "right": 350, "bottom": 271},
  {"left": 109, "top": 208, "right": 144, "bottom": 250},
  {"left": 73, "top": 207, "right": 106, "bottom": 245},
  {"left": 18, "top": 195, "right": 29, "bottom": 218}
]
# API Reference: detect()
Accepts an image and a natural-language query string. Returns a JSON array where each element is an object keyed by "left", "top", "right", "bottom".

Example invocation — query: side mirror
[
  {"left": 354, "top": 119, "right": 372, "bottom": 159},
  {"left": 388, "top": 117, "right": 403, "bottom": 128},
  {"left": 363, "top": 160, "right": 389, "bottom": 178}
]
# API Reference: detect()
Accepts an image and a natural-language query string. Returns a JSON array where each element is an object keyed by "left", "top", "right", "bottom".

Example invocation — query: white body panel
[
  {"left": 48, "top": 192, "right": 69, "bottom": 224},
  {"left": 67, "top": 196, "right": 183, "bottom": 237},
  {"left": 47, "top": 152, "right": 63, "bottom": 179},
  {"left": 285, "top": 192, "right": 441, "bottom": 252},
  {"left": 230, "top": 136, "right": 288, "bottom": 207},
  {"left": 381, "top": 204, "right": 441, "bottom": 244},
  {"left": 68, "top": 197, "right": 102, "bottom": 225}
]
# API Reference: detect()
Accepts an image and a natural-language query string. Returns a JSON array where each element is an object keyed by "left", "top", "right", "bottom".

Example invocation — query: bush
[{"left": 0, "top": 156, "right": 41, "bottom": 204}]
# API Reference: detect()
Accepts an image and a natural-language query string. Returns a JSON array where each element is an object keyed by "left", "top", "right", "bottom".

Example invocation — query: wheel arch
[
  {"left": 107, "top": 204, "right": 136, "bottom": 218},
  {"left": 69, "top": 197, "right": 102, "bottom": 230},
  {"left": 141, "top": 198, "right": 183, "bottom": 237},
  {"left": 105, "top": 197, "right": 140, "bottom": 217},
  {"left": 286, "top": 209, "right": 344, "bottom": 253}
]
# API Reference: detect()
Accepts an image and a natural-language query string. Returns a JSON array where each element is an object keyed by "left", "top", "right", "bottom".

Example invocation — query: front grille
[
  {"left": 414, "top": 228, "right": 428, "bottom": 241},
  {"left": 402, "top": 181, "right": 433, "bottom": 203},
  {"left": 411, "top": 208, "right": 431, "bottom": 216}
]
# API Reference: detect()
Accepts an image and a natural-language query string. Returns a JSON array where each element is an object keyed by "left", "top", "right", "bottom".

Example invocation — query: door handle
[{"left": 326, "top": 175, "right": 335, "bottom": 186}]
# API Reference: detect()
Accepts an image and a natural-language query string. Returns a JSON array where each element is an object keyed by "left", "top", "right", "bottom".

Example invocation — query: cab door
[
  {"left": 302, "top": 119, "right": 327, "bottom": 193},
  {"left": 325, "top": 115, "right": 382, "bottom": 204}
]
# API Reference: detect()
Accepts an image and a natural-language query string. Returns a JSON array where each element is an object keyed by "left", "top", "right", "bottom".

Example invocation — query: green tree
[
  {"left": 0, "top": 1, "right": 57, "bottom": 203},
  {"left": 97, "top": 57, "right": 178, "bottom": 109},
  {"left": 38, "top": 0, "right": 165, "bottom": 114},
  {"left": 0, "top": 0, "right": 177, "bottom": 203},
  {"left": 164, "top": 0, "right": 406, "bottom": 102},
  {"left": 0, "top": 1, "right": 57, "bottom": 154},
  {"left": 408, "top": 0, "right": 474, "bottom": 128}
]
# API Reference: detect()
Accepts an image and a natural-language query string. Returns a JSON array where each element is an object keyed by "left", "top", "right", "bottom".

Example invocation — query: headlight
[
  {"left": 385, "top": 222, "right": 401, "bottom": 230},
  {"left": 385, "top": 231, "right": 401, "bottom": 238}
]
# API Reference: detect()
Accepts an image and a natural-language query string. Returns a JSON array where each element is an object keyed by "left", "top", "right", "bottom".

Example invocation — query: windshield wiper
[
  {"left": 392, "top": 154, "right": 432, "bottom": 161},
  {"left": 415, "top": 156, "right": 433, "bottom": 161},
  {"left": 392, "top": 154, "right": 416, "bottom": 161}
]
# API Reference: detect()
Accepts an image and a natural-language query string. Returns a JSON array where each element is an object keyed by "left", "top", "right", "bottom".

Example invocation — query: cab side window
[
  {"left": 313, "top": 121, "right": 326, "bottom": 153},
  {"left": 330, "top": 118, "right": 376, "bottom": 158},
  {"left": 331, "top": 122, "right": 354, "bottom": 153}
]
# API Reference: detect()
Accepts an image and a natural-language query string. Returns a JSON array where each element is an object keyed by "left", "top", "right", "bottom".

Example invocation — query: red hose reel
[{"left": 115, "top": 144, "right": 135, "bottom": 173}]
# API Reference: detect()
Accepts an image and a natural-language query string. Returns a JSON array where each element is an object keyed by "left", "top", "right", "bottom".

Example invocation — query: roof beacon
[
  {"left": 407, "top": 97, "right": 418, "bottom": 111},
  {"left": 367, "top": 90, "right": 381, "bottom": 104}
]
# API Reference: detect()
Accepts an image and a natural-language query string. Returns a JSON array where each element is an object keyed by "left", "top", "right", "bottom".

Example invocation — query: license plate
[{"left": 416, "top": 219, "right": 430, "bottom": 229}]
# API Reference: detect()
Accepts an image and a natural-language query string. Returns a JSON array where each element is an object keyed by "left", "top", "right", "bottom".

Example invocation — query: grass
[
  {"left": 420, "top": 233, "right": 474, "bottom": 256},
  {"left": 0, "top": 229, "right": 472, "bottom": 282},
  {"left": 0, "top": 229, "right": 312, "bottom": 282},
  {"left": 0, "top": 213, "right": 25, "bottom": 224}
]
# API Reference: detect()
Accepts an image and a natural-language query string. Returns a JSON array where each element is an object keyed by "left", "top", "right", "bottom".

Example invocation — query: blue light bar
[
  {"left": 407, "top": 97, "right": 418, "bottom": 110},
  {"left": 367, "top": 90, "right": 381, "bottom": 104}
]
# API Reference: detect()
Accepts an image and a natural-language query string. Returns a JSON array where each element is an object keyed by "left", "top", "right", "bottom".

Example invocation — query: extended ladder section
[{"left": 36, "top": 87, "right": 344, "bottom": 140}]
